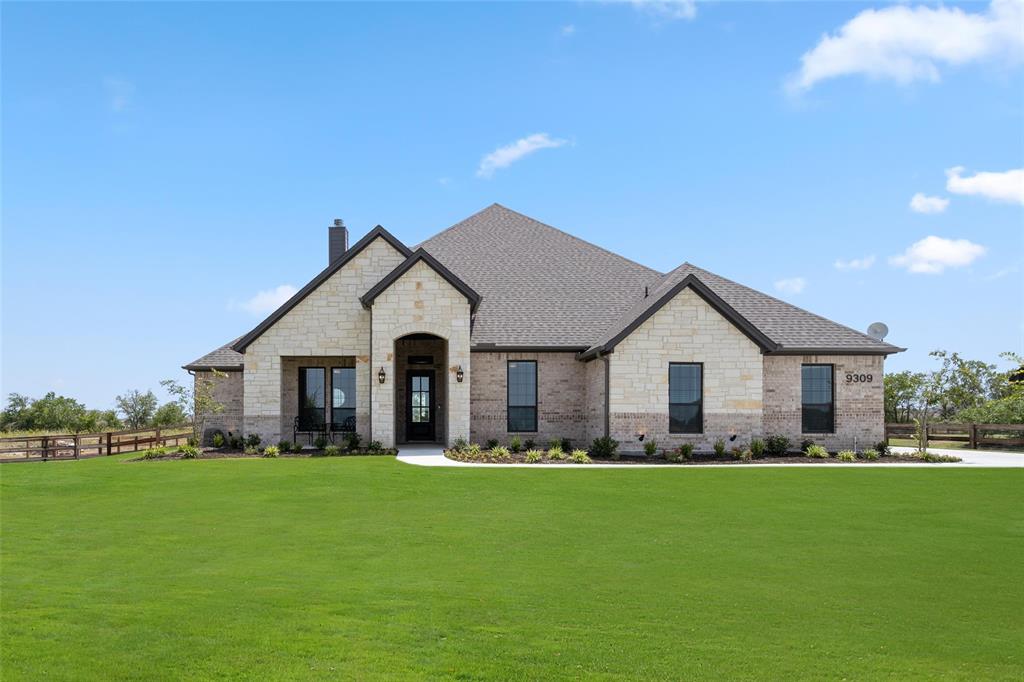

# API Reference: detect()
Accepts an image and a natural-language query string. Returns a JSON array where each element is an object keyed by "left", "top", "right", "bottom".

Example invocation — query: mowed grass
[{"left": 2, "top": 457, "right": 1021, "bottom": 680}]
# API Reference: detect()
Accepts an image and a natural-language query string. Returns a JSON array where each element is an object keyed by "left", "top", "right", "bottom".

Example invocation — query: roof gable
[
  {"left": 360, "top": 248, "right": 481, "bottom": 312},
  {"left": 232, "top": 226, "right": 411, "bottom": 352}
]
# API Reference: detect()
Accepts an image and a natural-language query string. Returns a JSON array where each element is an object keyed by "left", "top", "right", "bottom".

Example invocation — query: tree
[
  {"left": 152, "top": 402, "right": 188, "bottom": 427},
  {"left": 883, "top": 371, "right": 927, "bottom": 423},
  {"left": 928, "top": 350, "right": 998, "bottom": 420},
  {"left": 1, "top": 392, "right": 91, "bottom": 432},
  {"left": 1, "top": 393, "right": 32, "bottom": 430},
  {"left": 161, "top": 370, "right": 226, "bottom": 443},
  {"left": 115, "top": 389, "right": 158, "bottom": 428}
]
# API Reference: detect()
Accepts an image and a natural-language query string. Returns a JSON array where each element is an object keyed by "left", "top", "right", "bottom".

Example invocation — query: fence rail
[
  {"left": 885, "top": 422, "right": 1024, "bottom": 449},
  {"left": 0, "top": 426, "right": 193, "bottom": 462}
]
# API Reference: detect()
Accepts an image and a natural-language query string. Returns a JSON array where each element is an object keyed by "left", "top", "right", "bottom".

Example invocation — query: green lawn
[{"left": 2, "top": 456, "right": 1021, "bottom": 680}]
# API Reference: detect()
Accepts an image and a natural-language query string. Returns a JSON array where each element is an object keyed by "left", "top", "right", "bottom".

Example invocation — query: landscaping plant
[
  {"left": 644, "top": 440, "right": 658, "bottom": 457},
  {"left": 805, "top": 444, "right": 829, "bottom": 459},
  {"left": 713, "top": 439, "right": 726, "bottom": 457},
  {"left": 862, "top": 448, "right": 880, "bottom": 461},
  {"left": 569, "top": 449, "right": 591, "bottom": 463},
  {"left": 178, "top": 444, "right": 200, "bottom": 459},
  {"left": 764, "top": 435, "right": 791, "bottom": 457},
  {"left": 837, "top": 451, "right": 856, "bottom": 462},
  {"left": 509, "top": 436, "right": 522, "bottom": 453},
  {"left": 547, "top": 445, "right": 565, "bottom": 460},
  {"left": 590, "top": 436, "right": 619, "bottom": 460},
  {"left": 749, "top": 438, "right": 765, "bottom": 458},
  {"left": 324, "top": 445, "right": 341, "bottom": 457},
  {"left": 524, "top": 449, "right": 543, "bottom": 463},
  {"left": 263, "top": 445, "right": 280, "bottom": 458},
  {"left": 212, "top": 432, "right": 225, "bottom": 448}
]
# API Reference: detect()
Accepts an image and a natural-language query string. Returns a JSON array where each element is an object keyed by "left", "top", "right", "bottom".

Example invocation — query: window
[
  {"left": 669, "top": 363, "right": 703, "bottom": 433},
  {"left": 298, "top": 367, "right": 326, "bottom": 429},
  {"left": 331, "top": 367, "right": 356, "bottom": 432},
  {"left": 507, "top": 360, "right": 537, "bottom": 432},
  {"left": 802, "top": 364, "right": 834, "bottom": 433}
]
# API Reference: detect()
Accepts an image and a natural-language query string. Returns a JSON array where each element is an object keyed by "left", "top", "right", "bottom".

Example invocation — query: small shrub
[
  {"left": 291, "top": 442, "right": 305, "bottom": 453},
  {"left": 547, "top": 445, "right": 565, "bottom": 460},
  {"left": 676, "top": 443, "right": 694, "bottom": 461},
  {"left": 800, "top": 439, "right": 816, "bottom": 454},
  {"left": 749, "top": 438, "right": 765, "bottom": 459},
  {"left": 465, "top": 443, "right": 482, "bottom": 458},
  {"left": 345, "top": 432, "right": 362, "bottom": 451},
  {"left": 490, "top": 445, "right": 511, "bottom": 459},
  {"left": 452, "top": 437, "right": 468, "bottom": 453},
  {"left": 277, "top": 440, "right": 292, "bottom": 453},
  {"left": 187, "top": 436, "right": 199, "bottom": 447},
  {"left": 244, "top": 445, "right": 260, "bottom": 456},
  {"left": 713, "top": 439, "right": 727, "bottom": 457},
  {"left": 570, "top": 449, "right": 591, "bottom": 463},
  {"left": 861, "top": 448, "right": 880, "bottom": 461},
  {"left": 547, "top": 438, "right": 562, "bottom": 451},
  {"left": 740, "top": 448, "right": 753, "bottom": 462},
  {"left": 367, "top": 440, "right": 383, "bottom": 453},
  {"left": 245, "top": 434, "right": 261, "bottom": 448},
  {"left": 919, "top": 452, "right": 962, "bottom": 463},
  {"left": 644, "top": 440, "right": 658, "bottom": 457},
  {"left": 313, "top": 436, "right": 328, "bottom": 450},
  {"left": 524, "top": 439, "right": 536, "bottom": 450},
  {"left": 560, "top": 438, "right": 573, "bottom": 452},
  {"left": 139, "top": 446, "right": 171, "bottom": 460},
  {"left": 765, "top": 435, "right": 791, "bottom": 457},
  {"left": 486, "top": 439, "right": 499, "bottom": 450},
  {"left": 228, "top": 435, "right": 243, "bottom": 449},
  {"left": 664, "top": 449, "right": 680, "bottom": 463},
  {"left": 509, "top": 436, "right": 522, "bottom": 453},
  {"left": 730, "top": 446, "right": 745, "bottom": 460},
  {"left": 524, "top": 449, "right": 543, "bottom": 463},
  {"left": 874, "top": 441, "right": 890, "bottom": 457},
  {"left": 212, "top": 433, "right": 225, "bottom": 448},
  {"left": 178, "top": 444, "right": 201, "bottom": 459},
  {"left": 263, "top": 445, "right": 280, "bottom": 458},
  {"left": 324, "top": 445, "right": 342, "bottom": 457},
  {"left": 805, "top": 444, "right": 829, "bottom": 459},
  {"left": 837, "top": 450, "right": 856, "bottom": 462},
  {"left": 590, "top": 436, "right": 619, "bottom": 459}
]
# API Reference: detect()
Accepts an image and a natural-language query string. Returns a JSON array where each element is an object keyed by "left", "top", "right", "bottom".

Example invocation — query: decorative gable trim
[
  {"left": 360, "top": 248, "right": 481, "bottom": 312},
  {"left": 232, "top": 226, "right": 412, "bottom": 353},
  {"left": 579, "top": 274, "right": 779, "bottom": 360}
]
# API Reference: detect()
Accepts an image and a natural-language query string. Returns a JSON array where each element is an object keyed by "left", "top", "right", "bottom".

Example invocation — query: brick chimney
[{"left": 328, "top": 218, "right": 348, "bottom": 264}]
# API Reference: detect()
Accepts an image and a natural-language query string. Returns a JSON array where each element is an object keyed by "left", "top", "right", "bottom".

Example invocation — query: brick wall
[
  {"left": 608, "top": 287, "right": 764, "bottom": 453},
  {"left": 241, "top": 237, "right": 406, "bottom": 443},
  {"left": 196, "top": 370, "right": 243, "bottom": 442},
  {"left": 369, "top": 260, "right": 471, "bottom": 448},
  {"left": 469, "top": 351, "right": 593, "bottom": 447},
  {"left": 763, "top": 354, "right": 884, "bottom": 451}
]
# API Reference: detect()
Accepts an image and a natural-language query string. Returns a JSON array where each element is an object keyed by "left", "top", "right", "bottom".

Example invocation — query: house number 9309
[{"left": 845, "top": 373, "right": 873, "bottom": 383}]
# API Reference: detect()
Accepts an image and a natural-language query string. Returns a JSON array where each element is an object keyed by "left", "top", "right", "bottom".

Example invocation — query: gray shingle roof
[
  {"left": 183, "top": 338, "right": 244, "bottom": 371},
  {"left": 584, "top": 262, "right": 903, "bottom": 356},
  {"left": 419, "top": 204, "right": 661, "bottom": 347},
  {"left": 188, "top": 203, "right": 902, "bottom": 366}
]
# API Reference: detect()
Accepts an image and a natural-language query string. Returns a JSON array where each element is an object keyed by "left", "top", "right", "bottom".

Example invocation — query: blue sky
[{"left": 3, "top": 1, "right": 1022, "bottom": 409}]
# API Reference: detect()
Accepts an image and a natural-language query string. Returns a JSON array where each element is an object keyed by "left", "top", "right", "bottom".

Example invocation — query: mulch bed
[
  {"left": 444, "top": 450, "right": 930, "bottom": 465},
  {"left": 129, "top": 447, "right": 397, "bottom": 462}
]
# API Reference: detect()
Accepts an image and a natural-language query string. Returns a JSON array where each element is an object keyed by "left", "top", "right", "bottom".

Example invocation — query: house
[{"left": 184, "top": 204, "right": 902, "bottom": 452}]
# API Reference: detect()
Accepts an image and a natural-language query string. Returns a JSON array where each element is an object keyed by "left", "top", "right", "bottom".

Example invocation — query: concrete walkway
[{"left": 396, "top": 444, "right": 1023, "bottom": 469}]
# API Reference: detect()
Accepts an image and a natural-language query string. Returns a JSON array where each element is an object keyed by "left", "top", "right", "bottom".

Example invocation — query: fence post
[
  {"left": 969, "top": 423, "right": 978, "bottom": 449},
  {"left": 106, "top": 432, "right": 112, "bottom": 456},
  {"left": 74, "top": 434, "right": 80, "bottom": 460},
  {"left": 155, "top": 427, "right": 161, "bottom": 447},
  {"left": 41, "top": 436, "right": 49, "bottom": 461}
]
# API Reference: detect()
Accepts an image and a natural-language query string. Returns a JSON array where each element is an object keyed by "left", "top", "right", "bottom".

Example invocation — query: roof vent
[
  {"left": 329, "top": 218, "right": 349, "bottom": 264},
  {"left": 644, "top": 286, "right": 649, "bottom": 298}
]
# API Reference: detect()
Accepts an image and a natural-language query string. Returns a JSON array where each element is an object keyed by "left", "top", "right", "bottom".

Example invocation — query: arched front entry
[{"left": 393, "top": 333, "right": 448, "bottom": 444}]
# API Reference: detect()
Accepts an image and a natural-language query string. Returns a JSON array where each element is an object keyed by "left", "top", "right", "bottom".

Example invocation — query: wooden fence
[
  {"left": 885, "top": 423, "right": 1024, "bottom": 449},
  {"left": 0, "top": 426, "right": 193, "bottom": 462}
]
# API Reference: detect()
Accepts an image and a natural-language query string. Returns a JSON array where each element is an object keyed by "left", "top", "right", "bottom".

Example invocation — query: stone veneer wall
[
  {"left": 762, "top": 354, "right": 884, "bottom": 451},
  {"left": 583, "top": 356, "right": 608, "bottom": 444},
  {"left": 242, "top": 237, "right": 406, "bottom": 443},
  {"left": 280, "top": 356, "right": 354, "bottom": 440},
  {"left": 394, "top": 337, "right": 448, "bottom": 444},
  {"left": 469, "top": 351, "right": 592, "bottom": 446},
  {"left": 607, "top": 288, "right": 764, "bottom": 453},
  {"left": 369, "top": 260, "right": 471, "bottom": 448},
  {"left": 197, "top": 370, "right": 243, "bottom": 442}
]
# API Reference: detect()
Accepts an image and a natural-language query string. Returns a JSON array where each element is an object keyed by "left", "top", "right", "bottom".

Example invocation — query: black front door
[{"left": 406, "top": 370, "right": 436, "bottom": 442}]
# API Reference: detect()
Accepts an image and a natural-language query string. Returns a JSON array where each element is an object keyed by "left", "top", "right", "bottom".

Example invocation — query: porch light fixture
[
  {"left": 456, "top": 365, "right": 464, "bottom": 383},
  {"left": 378, "top": 367, "right": 386, "bottom": 384}
]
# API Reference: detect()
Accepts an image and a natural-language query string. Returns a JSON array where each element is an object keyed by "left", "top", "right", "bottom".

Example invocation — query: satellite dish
[{"left": 867, "top": 322, "right": 889, "bottom": 341}]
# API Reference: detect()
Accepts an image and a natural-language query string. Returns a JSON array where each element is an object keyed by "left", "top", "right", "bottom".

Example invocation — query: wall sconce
[
  {"left": 456, "top": 365, "right": 464, "bottom": 383},
  {"left": 378, "top": 367, "right": 386, "bottom": 384}
]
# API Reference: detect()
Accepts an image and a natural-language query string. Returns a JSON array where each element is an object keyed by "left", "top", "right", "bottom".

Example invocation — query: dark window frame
[
  {"left": 330, "top": 366, "right": 356, "bottom": 433},
  {"left": 801, "top": 363, "right": 835, "bottom": 434},
  {"left": 298, "top": 366, "right": 327, "bottom": 429},
  {"left": 668, "top": 362, "right": 704, "bottom": 434},
  {"left": 506, "top": 360, "right": 538, "bottom": 433}
]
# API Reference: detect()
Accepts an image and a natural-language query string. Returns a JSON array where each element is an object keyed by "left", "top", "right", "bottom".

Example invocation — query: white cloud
[
  {"left": 834, "top": 255, "right": 876, "bottom": 271},
  {"left": 909, "top": 193, "right": 950, "bottom": 214},
  {"left": 889, "top": 236, "right": 986, "bottom": 274},
  {"left": 235, "top": 284, "right": 298, "bottom": 315},
  {"left": 946, "top": 166, "right": 1024, "bottom": 204},
  {"left": 986, "top": 265, "right": 1019, "bottom": 281},
  {"left": 630, "top": 0, "right": 697, "bottom": 21},
  {"left": 103, "top": 77, "right": 134, "bottom": 112},
  {"left": 774, "top": 277, "right": 806, "bottom": 294},
  {"left": 562, "top": 24, "right": 577, "bottom": 36},
  {"left": 788, "top": 0, "right": 1024, "bottom": 92},
  {"left": 477, "top": 133, "right": 569, "bottom": 179}
]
